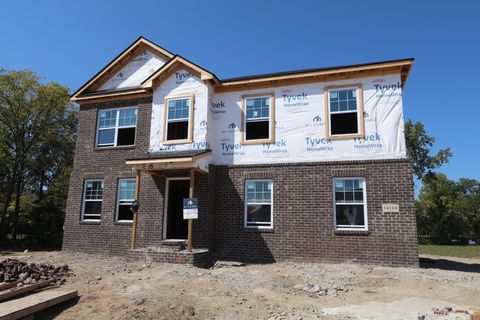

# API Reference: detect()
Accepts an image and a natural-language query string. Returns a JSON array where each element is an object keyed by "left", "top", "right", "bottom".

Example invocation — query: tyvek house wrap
[
  {"left": 99, "top": 50, "right": 167, "bottom": 91},
  {"left": 150, "top": 69, "right": 210, "bottom": 151},
  {"left": 149, "top": 72, "right": 406, "bottom": 165}
]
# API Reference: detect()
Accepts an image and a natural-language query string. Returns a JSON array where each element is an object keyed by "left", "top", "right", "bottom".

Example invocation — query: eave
[
  {"left": 214, "top": 58, "right": 414, "bottom": 93},
  {"left": 71, "top": 87, "right": 151, "bottom": 104}
]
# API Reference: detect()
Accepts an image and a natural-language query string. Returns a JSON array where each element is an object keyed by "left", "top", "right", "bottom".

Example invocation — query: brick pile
[{"left": 0, "top": 258, "right": 72, "bottom": 286}]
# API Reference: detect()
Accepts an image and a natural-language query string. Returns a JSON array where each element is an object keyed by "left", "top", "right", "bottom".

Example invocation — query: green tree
[
  {"left": 404, "top": 120, "right": 452, "bottom": 180},
  {"left": 0, "top": 69, "right": 76, "bottom": 244},
  {"left": 417, "top": 174, "right": 480, "bottom": 243}
]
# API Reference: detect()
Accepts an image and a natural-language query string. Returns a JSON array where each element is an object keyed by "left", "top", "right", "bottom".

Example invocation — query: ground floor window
[
  {"left": 333, "top": 178, "right": 367, "bottom": 230},
  {"left": 116, "top": 178, "right": 136, "bottom": 222},
  {"left": 82, "top": 179, "right": 104, "bottom": 221},
  {"left": 245, "top": 179, "right": 273, "bottom": 228}
]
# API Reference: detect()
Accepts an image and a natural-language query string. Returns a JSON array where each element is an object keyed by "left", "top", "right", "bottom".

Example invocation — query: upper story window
[
  {"left": 242, "top": 94, "right": 275, "bottom": 144},
  {"left": 82, "top": 179, "right": 104, "bottom": 222},
  {"left": 97, "top": 107, "right": 137, "bottom": 147},
  {"left": 164, "top": 95, "right": 194, "bottom": 143},
  {"left": 245, "top": 179, "right": 273, "bottom": 228},
  {"left": 333, "top": 178, "right": 367, "bottom": 230},
  {"left": 325, "top": 85, "right": 364, "bottom": 139}
]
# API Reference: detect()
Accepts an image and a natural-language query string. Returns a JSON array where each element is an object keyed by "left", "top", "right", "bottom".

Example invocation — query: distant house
[{"left": 63, "top": 37, "right": 418, "bottom": 266}]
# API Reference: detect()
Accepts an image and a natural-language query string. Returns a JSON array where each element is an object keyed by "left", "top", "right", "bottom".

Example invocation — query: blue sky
[{"left": 1, "top": 0, "right": 478, "bottom": 182}]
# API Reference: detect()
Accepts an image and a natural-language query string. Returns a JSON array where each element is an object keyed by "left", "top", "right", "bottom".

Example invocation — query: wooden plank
[
  {"left": 0, "top": 281, "right": 51, "bottom": 303},
  {"left": 0, "top": 289, "right": 77, "bottom": 320},
  {"left": 0, "top": 283, "right": 17, "bottom": 292}
]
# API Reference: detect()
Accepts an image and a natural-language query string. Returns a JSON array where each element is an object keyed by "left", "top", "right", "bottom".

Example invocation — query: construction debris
[
  {"left": 0, "top": 258, "right": 72, "bottom": 286},
  {"left": 0, "top": 289, "right": 78, "bottom": 320}
]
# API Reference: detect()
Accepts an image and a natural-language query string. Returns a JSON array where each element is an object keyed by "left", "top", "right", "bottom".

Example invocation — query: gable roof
[
  {"left": 71, "top": 37, "right": 414, "bottom": 103},
  {"left": 71, "top": 37, "right": 174, "bottom": 100},
  {"left": 141, "top": 55, "right": 221, "bottom": 88}
]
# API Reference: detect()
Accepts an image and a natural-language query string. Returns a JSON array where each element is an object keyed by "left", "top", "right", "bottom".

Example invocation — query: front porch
[{"left": 125, "top": 149, "right": 213, "bottom": 265}]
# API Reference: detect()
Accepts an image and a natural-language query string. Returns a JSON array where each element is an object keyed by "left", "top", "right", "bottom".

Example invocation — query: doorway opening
[{"left": 164, "top": 178, "right": 189, "bottom": 239}]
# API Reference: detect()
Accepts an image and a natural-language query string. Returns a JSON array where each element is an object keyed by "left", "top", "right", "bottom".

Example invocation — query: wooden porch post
[
  {"left": 131, "top": 170, "right": 141, "bottom": 250},
  {"left": 187, "top": 168, "right": 195, "bottom": 252}
]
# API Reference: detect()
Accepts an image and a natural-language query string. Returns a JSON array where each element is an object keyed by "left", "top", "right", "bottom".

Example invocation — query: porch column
[
  {"left": 131, "top": 170, "right": 141, "bottom": 250},
  {"left": 187, "top": 168, "right": 195, "bottom": 252}
]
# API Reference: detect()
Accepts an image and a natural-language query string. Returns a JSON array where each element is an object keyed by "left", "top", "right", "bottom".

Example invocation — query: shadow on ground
[
  {"left": 35, "top": 295, "right": 80, "bottom": 319},
  {"left": 420, "top": 257, "right": 480, "bottom": 273}
]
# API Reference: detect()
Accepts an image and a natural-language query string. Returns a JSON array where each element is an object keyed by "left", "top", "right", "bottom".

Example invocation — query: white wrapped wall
[
  {"left": 150, "top": 72, "right": 406, "bottom": 165},
  {"left": 99, "top": 50, "right": 167, "bottom": 91},
  {"left": 150, "top": 69, "right": 209, "bottom": 152}
]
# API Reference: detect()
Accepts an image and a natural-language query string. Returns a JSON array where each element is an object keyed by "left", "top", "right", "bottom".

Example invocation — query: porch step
[
  {"left": 130, "top": 247, "right": 211, "bottom": 267},
  {"left": 160, "top": 239, "right": 187, "bottom": 250}
]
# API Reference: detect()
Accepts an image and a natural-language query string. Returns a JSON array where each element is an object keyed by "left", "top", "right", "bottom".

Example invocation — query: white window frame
[
  {"left": 164, "top": 95, "right": 194, "bottom": 144},
  {"left": 81, "top": 179, "right": 104, "bottom": 222},
  {"left": 242, "top": 94, "right": 274, "bottom": 143},
  {"left": 326, "top": 86, "right": 362, "bottom": 138},
  {"left": 244, "top": 179, "right": 273, "bottom": 229},
  {"left": 333, "top": 177, "right": 368, "bottom": 231},
  {"left": 96, "top": 106, "right": 138, "bottom": 147},
  {"left": 116, "top": 178, "right": 136, "bottom": 223}
]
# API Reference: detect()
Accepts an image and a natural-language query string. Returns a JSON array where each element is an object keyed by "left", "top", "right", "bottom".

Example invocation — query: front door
[{"left": 165, "top": 179, "right": 189, "bottom": 239}]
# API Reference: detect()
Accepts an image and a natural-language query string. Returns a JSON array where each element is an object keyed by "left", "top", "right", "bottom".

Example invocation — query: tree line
[
  {"left": 0, "top": 69, "right": 77, "bottom": 248},
  {"left": 0, "top": 69, "right": 478, "bottom": 248},
  {"left": 405, "top": 120, "right": 480, "bottom": 244}
]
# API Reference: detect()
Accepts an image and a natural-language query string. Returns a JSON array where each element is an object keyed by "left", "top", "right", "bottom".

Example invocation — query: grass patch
[{"left": 419, "top": 244, "right": 480, "bottom": 258}]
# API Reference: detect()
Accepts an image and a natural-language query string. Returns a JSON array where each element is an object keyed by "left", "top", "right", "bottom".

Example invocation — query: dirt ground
[{"left": 1, "top": 251, "right": 479, "bottom": 320}]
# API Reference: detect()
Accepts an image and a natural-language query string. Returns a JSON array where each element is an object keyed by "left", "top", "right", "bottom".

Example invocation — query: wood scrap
[
  {"left": 0, "top": 289, "right": 78, "bottom": 320},
  {"left": 0, "top": 280, "right": 52, "bottom": 303}
]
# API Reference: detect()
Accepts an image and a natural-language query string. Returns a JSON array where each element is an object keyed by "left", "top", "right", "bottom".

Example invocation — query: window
[
  {"left": 97, "top": 107, "right": 138, "bottom": 147},
  {"left": 164, "top": 95, "right": 193, "bottom": 143},
  {"left": 325, "top": 86, "right": 364, "bottom": 139},
  {"left": 82, "top": 179, "right": 104, "bottom": 221},
  {"left": 242, "top": 94, "right": 274, "bottom": 143},
  {"left": 333, "top": 178, "right": 367, "bottom": 230},
  {"left": 116, "top": 178, "right": 136, "bottom": 222},
  {"left": 245, "top": 180, "right": 273, "bottom": 228}
]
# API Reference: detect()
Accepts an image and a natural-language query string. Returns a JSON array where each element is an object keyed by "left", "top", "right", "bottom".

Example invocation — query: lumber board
[
  {"left": 0, "top": 289, "right": 77, "bottom": 320},
  {"left": 0, "top": 281, "right": 51, "bottom": 303},
  {"left": 0, "top": 282, "right": 17, "bottom": 292}
]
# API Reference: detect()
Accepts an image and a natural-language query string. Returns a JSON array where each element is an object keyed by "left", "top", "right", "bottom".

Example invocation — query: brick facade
[
  {"left": 211, "top": 160, "right": 418, "bottom": 267},
  {"left": 63, "top": 98, "right": 418, "bottom": 267}
]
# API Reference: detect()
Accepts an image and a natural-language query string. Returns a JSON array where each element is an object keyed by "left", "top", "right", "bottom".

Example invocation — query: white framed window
[
  {"left": 81, "top": 179, "right": 104, "bottom": 221},
  {"left": 164, "top": 95, "right": 193, "bottom": 143},
  {"left": 326, "top": 86, "right": 364, "bottom": 138},
  {"left": 244, "top": 179, "right": 273, "bottom": 228},
  {"left": 116, "top": 178, "right": 136, "bottom": 222},
  {"left": 97, "top": 107, "right": 138, "bottom": 147},
  {"left": 333, "top": 178, "right": 367, "bottom": 230},
  {"left": 242, "top": 94, "right": 274, "bottom": 143}
]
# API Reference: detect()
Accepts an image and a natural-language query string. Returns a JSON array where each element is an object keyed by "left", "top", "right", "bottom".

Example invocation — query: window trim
[
  {"left": 115, "top": 178, "right": 136, "bottom": 223},
  {"left": 244, "top": 179, "right": 274, "bottom": 229},
  {"left": 81, "top": 179, "right": 104, "bottom": 222},
  {"left": 96, "top": 106, "right": 138, "bottom": 148},
  {"left": 241, "top": 93, "right": 275, "bottom": 145},
  {"left": 324, "top": 84, "right": 365, "bottom": 140},
  {"left": 332, "top": 177, "right": 368, "bottom": 231},
  {"left": 162, "top": 94, "right": 195, "bottom": 145}
]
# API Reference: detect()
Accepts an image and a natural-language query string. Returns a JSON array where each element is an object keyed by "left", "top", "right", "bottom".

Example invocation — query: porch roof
[{"left": 125, "top": 149, "right": 212, "bottom": 173}]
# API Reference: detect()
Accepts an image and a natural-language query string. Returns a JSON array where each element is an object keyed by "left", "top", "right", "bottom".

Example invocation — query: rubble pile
[{"left": 0, "top": 258, "right": 72, "bottom": 286}]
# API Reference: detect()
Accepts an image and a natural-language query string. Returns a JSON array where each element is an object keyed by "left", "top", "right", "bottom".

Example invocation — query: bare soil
[{"left": 1, "top": 251, "right": 479, "bottom": 320}]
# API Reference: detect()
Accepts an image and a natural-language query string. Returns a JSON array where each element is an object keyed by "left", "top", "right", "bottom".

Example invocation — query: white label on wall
[{"left": 382, "top": 203, "right": 400, "bottom": 213}]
